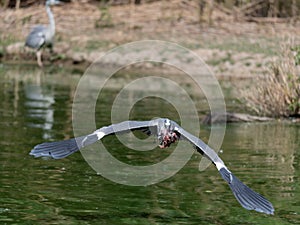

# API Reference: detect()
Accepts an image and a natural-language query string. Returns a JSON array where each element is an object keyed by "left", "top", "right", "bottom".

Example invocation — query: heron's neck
[{"left": 46, "top": 5, "right": 55, "bottom": 35}]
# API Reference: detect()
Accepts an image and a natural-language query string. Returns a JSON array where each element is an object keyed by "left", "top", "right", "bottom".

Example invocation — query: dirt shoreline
[
  {"left": 1, "top": 1, "right": 299, "bottom": 78},
  {"left": 0, "top": 38, "right": 278, "bottom": 79}
]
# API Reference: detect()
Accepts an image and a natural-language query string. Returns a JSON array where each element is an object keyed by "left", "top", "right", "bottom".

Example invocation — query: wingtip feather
[
  {"left": 219, "top": 168, "right": 274, "bottom": 215},
  {"left": 29, "top": 138, "right": 81, "bottom": 159}
]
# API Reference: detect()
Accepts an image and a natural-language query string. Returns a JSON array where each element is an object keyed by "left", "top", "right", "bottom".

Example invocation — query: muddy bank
[
  {"left": 1, "top": 1, "right": 297, "bottom": 78},
  {"left": 2, "top": 39, "right": 276, "bottom": 80}
]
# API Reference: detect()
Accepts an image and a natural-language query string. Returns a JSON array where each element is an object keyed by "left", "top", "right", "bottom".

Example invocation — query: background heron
[{"left": 25, "top": 0, "right": 61, "bottom": 67}]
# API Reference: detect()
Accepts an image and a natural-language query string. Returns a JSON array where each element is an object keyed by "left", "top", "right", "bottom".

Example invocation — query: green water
[{"left": 0, "top": 65, "right": 299, "bottom": 224}]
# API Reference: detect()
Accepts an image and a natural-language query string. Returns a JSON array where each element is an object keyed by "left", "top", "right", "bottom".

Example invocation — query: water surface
[{"left": 0, "top": 65, "right": 299, "bottom": 224}]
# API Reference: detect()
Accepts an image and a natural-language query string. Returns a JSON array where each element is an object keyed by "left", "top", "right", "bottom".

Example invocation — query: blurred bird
[{"left": 25, "top": 0, "right": 61, "bottom": 67}]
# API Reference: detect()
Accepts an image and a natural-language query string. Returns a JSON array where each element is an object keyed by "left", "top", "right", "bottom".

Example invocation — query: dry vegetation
[
  {"left": 1, "top": 0, "right": 300, "bottom": 117},
  {"left": 242, "top": 42, "right": 300, "bottom": 117}
]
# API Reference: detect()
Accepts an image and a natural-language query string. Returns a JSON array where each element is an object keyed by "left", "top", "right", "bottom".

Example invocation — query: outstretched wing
[
  {"left": 25, "top": 25, "right": 47, "bottom": 50},
  {"left": 173, "top": 123, "right": 274, "bottom": 215},
  {"left": 173, "top": 123, "right": 222, "bottom": 164},
  {"left": 29, "top": 120, "right": 159, "bottom": 159}
]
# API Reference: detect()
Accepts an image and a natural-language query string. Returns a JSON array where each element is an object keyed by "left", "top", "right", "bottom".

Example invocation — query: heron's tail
[
  {"left": 219, "top": 168, "right": 274, "bottom": 215},
  {"left": 29, "top": 134, "right": 98, "bottom": 159}
]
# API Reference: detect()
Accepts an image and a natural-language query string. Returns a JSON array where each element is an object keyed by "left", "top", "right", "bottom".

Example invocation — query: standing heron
[
  {"left": 30, "top": 118, "right": 274, "bottom": 215},
  {"left": 25, "top": 0, "right": 61, "bottom": 67}
]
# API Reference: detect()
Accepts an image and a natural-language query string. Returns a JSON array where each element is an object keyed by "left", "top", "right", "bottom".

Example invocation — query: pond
[{"left": 0, "top": 64, "right": 299, "bottom": 224}]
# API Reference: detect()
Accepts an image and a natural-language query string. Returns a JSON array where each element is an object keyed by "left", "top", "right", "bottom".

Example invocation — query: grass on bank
[{"left": 242, "top": 42, "right": 300, "bottom": 118}]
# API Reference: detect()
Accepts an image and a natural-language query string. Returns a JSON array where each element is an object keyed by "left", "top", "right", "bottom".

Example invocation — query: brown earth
[{"left": 1, "top": 0, "right": 300, "bottom": 78}]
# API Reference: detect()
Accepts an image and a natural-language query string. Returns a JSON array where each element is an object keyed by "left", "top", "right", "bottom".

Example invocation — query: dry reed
[{"left": 242, "top": 42, "right": 300, "bottom": 117}]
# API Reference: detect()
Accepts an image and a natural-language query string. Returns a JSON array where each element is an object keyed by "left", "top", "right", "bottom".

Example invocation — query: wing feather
[
  {"left": 174, "top": 124, "right": 223, "bottom": 165},
  {"left": 173, "top": 123, "right": 274, "bottom": 215},
  {"left": 25, "top": 26, "right": 47, "bottom": 49},
  {"left": 29, "top": 120, "right": 159, "bottom": 159}
]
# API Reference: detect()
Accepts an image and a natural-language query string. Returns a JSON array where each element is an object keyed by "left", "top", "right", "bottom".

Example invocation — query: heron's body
[
  {"left": 30, "top": 118, "right": 274, "bottom": 215},
  {"left": 25, "top": 0, "right": 59, "bottom": 67},
  {"left": 25, "top": 25, "right": 53, "bottom": 50}
]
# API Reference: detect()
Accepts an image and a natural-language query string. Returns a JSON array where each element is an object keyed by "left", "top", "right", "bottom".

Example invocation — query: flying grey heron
[
  {"left": 25, "top": 0, "right": 61, "bottom": 67},
  {"left": 30, "top": 118, "right": 275, "bottom": 215}
]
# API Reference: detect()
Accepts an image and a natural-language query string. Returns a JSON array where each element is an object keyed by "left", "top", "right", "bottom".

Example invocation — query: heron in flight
[
  {"left": 30, "top": 118, "right": 274, "bottom": 215},
  {"left": 25, "top": 0, "right": 61, "bottom": 67}
]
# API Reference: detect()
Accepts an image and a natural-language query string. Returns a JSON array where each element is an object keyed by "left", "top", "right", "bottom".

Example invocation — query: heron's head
[
  {"left": 46, "top": 0, "right": 61, "bottom": 6},
  {"left": 163, "top": 118, "right": 171, "bottom": 130},
  {"left": 158, "top": 119, "right": 179, "bottom": 148}
]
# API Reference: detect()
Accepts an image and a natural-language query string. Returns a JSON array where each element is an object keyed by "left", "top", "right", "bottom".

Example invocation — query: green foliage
[
  {"left": 0, "top": 34, "right": 19, "bottom": 47},
  {"left": 207, "top": 52, "right": 235, "bottom": 66},
  {"left": 50, "top": 53, "right": 66, "bottom": 61},
  {"left": 22, "top": 15, "right": 32, "bottom": 25},
  {"left": 95, "top": 3, "right": 114, "bottom": 28},
  {"left": 86, "top": 40, "right": 111, "bottom": 51},
  {"left": 291, "top": 45, "right": 300, "bottom": 65}
]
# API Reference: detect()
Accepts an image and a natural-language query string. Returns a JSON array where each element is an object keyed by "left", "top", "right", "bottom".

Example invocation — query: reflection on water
[
  {"left": 0, "top": 66, "right": 299, "bottom": 224},
  {"left": 223, "top": 123, "right": 299, "bottom": 202},
  {"left": 25, "top": 78, "right": 55, "bottom": 139}
]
